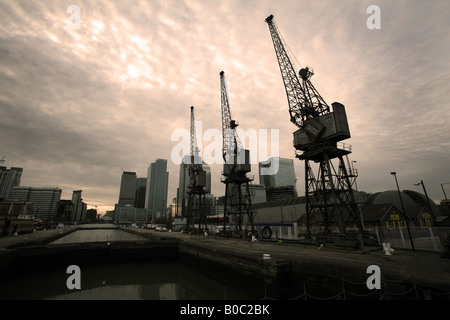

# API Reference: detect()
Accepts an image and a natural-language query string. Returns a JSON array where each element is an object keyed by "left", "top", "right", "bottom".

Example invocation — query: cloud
[{"left": 1, "top": 0, "right": 449, "bottom": 213}]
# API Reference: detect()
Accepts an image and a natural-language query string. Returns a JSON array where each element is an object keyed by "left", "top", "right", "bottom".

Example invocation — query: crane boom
[
  {"left": 188, "top": 106, "right": 205, "bottom": 187},
  {"left": 220, "top": 71, "right": 243, "bottom": 164},
  {"left": 265, "top": 14, "right": 330, "bottom": 128},
  {"left": 190, "top": 106, "right": 200, "bottom": 164}
]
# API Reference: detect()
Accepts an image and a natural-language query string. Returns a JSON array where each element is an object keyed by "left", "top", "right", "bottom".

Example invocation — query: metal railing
[{"left": 374, "top": 226, "right": 450, "bottom": 254}]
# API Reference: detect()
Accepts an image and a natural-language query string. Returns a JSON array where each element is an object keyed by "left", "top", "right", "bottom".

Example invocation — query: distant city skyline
[{"left": 1, "top": 1, "right": 449, "bottom": 214}]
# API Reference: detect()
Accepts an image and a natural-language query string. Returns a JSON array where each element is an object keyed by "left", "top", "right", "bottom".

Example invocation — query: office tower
[
  {"left": 203, "top": 162, "right": 211, "bottom": 194},
  {"left": 135, "top": 177, "right": 147, "bottom": 208},
  {"left": 0, "top": 166, "right": 23, "bottom": 200},
  {"left": 71, "top": 190, "right": 85, "bottom": 221},
  {"left": 259, "top": 157, "right": 297, "bottom": 201},
  {"left": 145, "top": 159, "right": 169, "bottom": 220},
  {"left": 118, "top": 171, "right": 137, "bottom": 207},
  {"left": 259, "top": 157, "right": 297, "bottom": 191},
  {"left": 176, "top": 156, "right": 190, "bottom": 217},
  {"left": 57, "top": 200, "right": 74, "bottom": 221},
  {"left": 10, "top": 187, "right": 62, "bottom": 221}
]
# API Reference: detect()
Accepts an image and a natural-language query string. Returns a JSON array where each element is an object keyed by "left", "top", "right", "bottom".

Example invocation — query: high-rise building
[
  {"left": 135, "top": 177, "right": 147, "bottom": 209},
  {"left": 0, "top": 166, "right": 22, "bottom": 200},
  {"left": 71, "top": 190, "right": 86, "bottom": 222},
  {"left": 118, "top": 171, "right": 137, "bottom": 207},
  {"left": 175, "top": 155, "right": 212, "bottom": 217},
  {"left": 259, "top": 157, "right": 297, "bottom": 201},
  {"left": 57, "top": 200, "right": 74, "bottom": 221},
  {"left": 10, "top": 187, "right": 62, "bottom": 221},
  {"left": 175, "top": 156, "right": 190, "bottom": 217},
  {"left": 145, "top": 159, "right": 169, "bottom": 220},
  {"left": 259, "top": 157, "right": 297, "bottom": 192}
]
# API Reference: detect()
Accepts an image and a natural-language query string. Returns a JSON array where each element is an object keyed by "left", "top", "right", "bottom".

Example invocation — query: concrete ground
[{"left": 129, "top": 228, "right": 450, "bottom": 294}]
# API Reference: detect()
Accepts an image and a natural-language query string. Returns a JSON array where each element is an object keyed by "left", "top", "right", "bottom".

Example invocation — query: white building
[
  {"left": 0, "top": 166, "right": 22, "bottom": 200},
  {"left": 10, "top": 186, "right": 62, "bottom": 222}
]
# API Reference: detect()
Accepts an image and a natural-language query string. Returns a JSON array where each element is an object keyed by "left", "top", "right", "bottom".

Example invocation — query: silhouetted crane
[
  {"left": 186, "top": 106, "right": 207, "bottom": 233},
  {"left": 265, "top": 15, "right": 363, "bottom": 245},
  {"left": 220, "top": 71, "right": 255, "bottom": 238}
]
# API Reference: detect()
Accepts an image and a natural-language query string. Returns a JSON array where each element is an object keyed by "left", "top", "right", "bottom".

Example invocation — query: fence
[
  {"left": 253, "top": 224, "right": 450, "bottom": 255},
  {"left": 375, "top": 226, "right": 450, "bottom": 254},
  {"left": 254, "top": 224, "right": 298, "bottom": 240},
  {"left": 262, "top": 276, "right": 450, "bottom": 300}
]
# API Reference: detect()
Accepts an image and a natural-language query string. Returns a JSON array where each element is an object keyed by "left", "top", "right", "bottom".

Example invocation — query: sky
[{"left": 1, "top": 0, "right": 449, "bottom": 215}]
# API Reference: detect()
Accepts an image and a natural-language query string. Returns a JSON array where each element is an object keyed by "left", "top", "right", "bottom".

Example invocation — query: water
[
  {"left": 49, "top": 228, "right": 149, "bottom": 244},
  {"left": 1, "top": 227, "right": 261, "bottom": 300},
  {"left": 0, "top": 261, "right": 258, "bottom": 300}
]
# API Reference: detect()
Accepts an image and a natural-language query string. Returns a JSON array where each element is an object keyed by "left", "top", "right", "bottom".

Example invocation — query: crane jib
[{"left": 265, "top": 14, "right": 332, "bottom": 128}]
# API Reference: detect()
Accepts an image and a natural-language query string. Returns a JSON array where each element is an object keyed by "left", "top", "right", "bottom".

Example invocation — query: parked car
[{"left": 155, "top": 225, "right": 168, "bottom": 232}]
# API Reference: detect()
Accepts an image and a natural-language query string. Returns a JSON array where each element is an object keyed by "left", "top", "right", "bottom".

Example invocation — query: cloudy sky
[{"left": 1, "top": 0, "right": 449, "bottom": 214}]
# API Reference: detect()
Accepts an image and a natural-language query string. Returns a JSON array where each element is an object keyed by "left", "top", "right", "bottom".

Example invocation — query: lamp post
[
  {"left": 351, "top": 160, "right": 358, "bottom": 191},
  {"left": 391, "top": 172, "right": 415, "bottom": 251},
  {"left": 441, "top": 182, "right": 450, "bottom": 201},
  {"left": 414, "top": 180, "right": 434, "bottom": 217}
]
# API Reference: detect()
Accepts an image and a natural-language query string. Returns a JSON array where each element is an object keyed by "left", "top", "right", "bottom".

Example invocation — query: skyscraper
[
  {"left": 145, "top": 159, "right": 169, "bottom": 220},
  {"left": 259, "top": 157, "right": 297, "bottom": 191},
  {"left": 259, "top": 157, "right": 297, "bottom": 201},
  {"left": 0, "top": 166, "right": 22, "bottom": 200},
  {"left": 10, "top": 187, "right": 62, "bottom": 221},
  {"left": 71, "top": 190, "right": 84, "bottom": 221},
  {"left": 118, "top": 171, "right": 137, "bottom": 207},
  {"left": 135, "top": 177, "right": 147, "bottom": 209}
]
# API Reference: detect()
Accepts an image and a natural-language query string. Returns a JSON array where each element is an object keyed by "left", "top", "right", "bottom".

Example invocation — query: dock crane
[
  {"left": 265, "top": 15, "right": 364, "bottom": 246},
  {"left": 186, "top": 106, "right": 207, "bottom": 233},
  {"left": 220, "top": 71, "right": 255, "bottom": 237}
]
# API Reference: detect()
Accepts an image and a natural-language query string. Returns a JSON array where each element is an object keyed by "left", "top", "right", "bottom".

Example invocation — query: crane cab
[{"left": 293, "top": 102, "right": 351, "bottom": 151}]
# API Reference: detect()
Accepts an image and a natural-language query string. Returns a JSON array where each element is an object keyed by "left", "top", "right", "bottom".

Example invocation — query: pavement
[
  {"left": 0, "top": 226, "right": 78, "bottom": 249},
  {"left": 0, "top": 223, "right": 116, "bottom": 249},
  {"left": 126, "top": 228, "right": 450, "bottom": 293}
]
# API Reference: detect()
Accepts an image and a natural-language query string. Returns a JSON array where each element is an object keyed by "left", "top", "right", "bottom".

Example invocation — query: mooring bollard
[
  {"left": 382, "top": 242, "right": 393, "bottom": 255},
  {"left": 387, "top": 242, "right": 394, "bottom": 254}
]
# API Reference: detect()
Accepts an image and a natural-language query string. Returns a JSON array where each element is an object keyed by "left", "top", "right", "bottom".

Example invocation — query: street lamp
[
  {"left": 414, "top": 180, "right": 434, "bottom": 217},
  {"left": 391, "top": 172, "right": 415, "bottom": 251},
  {"left": 351, "top": 160, "right": 357, "bottom": 173},
  {"left": 441, "top": 182, "right": 450, "bottom": 201},
  {"left": 351, "top": 160, "right": 358, "bottom": 191}
]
